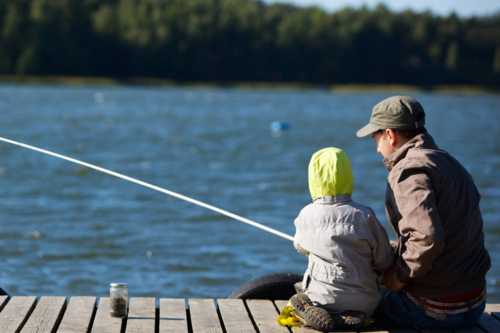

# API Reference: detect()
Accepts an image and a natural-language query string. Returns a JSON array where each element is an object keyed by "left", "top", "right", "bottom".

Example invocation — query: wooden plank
[
  {"left": 57, "top": 296, "right": 96, "bottom": 333},
  {"left": 159, "top": 298, "right": 188, "bottom": 333},
  {"left": 216, "top": 299, "right": 255, "bottom": 333},
  {"left": 485, "top": 304, "right": 500, "bottom": 313},
  {"left": 0, "top": 296, "right": 36, "bottom": 333},
  {"left": 125, "top": 297, "right": 155, "bottom": 333},
  {"left": 91, "top": 297, "right": 123, "bottom": 333},
  {"left": 21, "top": 296, "right": 66, "bottom": 333},
  {"left": 0, "top": 295, "right": 9, "bottom": 310},
  {"left": 4, "top": 296, "right": 495, "bottom": 333},
  {"left": 247, "top": 299, "right": 288, "bottom": 333},
  {"left": 188, "top": 298, "right": 223, "bottom": 333},
  {"left": 486, "top": 303, "right": 500, "bottom": 321}
]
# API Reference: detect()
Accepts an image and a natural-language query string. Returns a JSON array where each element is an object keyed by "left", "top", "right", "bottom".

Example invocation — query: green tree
[
  {"left": 446, "top": 42, "right": 459, "bottom": 70},
  {"left": 0, "top": 0, "right": 498, "bottom": 85},
  {"left": 494, "top": 45, "right": 500, "bottom": 73}
]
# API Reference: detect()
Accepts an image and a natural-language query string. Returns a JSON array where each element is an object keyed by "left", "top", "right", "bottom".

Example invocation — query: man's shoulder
[
  {"left": 388, "top": 148, "right": 437, "bottom": 186},
  {"left": 392, "top": 145, "right": 452, "bottom": 175},
  {"left": 389, "top": 145, "right": 474, "bottom": 194}
]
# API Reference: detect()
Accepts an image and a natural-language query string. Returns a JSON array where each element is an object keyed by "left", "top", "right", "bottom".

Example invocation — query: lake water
[{"left": 0, "top": 84, "right": 499, "bottom": 302}]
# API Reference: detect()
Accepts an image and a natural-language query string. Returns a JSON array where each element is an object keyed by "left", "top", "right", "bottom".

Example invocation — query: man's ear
[{"left": 386, "top": 129, "right": 398, "bottom": 147}]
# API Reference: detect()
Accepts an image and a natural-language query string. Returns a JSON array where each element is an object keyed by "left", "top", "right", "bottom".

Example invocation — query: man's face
[{"left": 372, "top": 130, "right": 395, "bottom": 159}]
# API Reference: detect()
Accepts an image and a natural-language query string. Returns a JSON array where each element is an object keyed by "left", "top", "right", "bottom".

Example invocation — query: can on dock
[{"left": 109, "top": 282, "right": 128, "bottom": 318}]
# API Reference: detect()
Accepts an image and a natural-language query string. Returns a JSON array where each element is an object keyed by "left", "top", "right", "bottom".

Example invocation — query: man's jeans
[{"left": 378, "top": 290, "right": 485, "bottom": 330}]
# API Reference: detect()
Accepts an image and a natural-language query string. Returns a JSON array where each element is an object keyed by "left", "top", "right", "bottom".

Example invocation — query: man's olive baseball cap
[{"left": 356, "top": 96, "right": 426, "bottom": 138}]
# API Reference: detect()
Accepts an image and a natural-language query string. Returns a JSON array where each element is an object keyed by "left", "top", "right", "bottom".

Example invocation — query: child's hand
[{"left": 293, "top": 241, "right": 309, "bottom": 256}]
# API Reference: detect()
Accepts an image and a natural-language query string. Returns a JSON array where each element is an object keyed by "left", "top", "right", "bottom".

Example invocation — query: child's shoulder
[
  {"left": 298, "top": 201, "right": 325, "bottom": 216},
  {"left": 340, "top": 200, "right": 380, "bottom": 224},
  {"left": 300, "top": 200, "right": 373, "bottom": 219},
  {"left": 348, "top": 200, "right": 376, "bottom": 215},
  {"left": 298, "top": 200, "right": 378, "bottom": 223}
]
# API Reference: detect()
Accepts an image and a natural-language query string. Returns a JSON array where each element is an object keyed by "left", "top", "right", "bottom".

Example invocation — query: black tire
[{"left": 229, "top": 272, "right": 302, "bottom": 300}]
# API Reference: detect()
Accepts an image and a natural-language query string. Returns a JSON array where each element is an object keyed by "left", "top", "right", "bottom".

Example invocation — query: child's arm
[
  {"left": 367, "top": 211, "right": 395, "bottom": 273},
  {"left": 293, "top": 210, "right": 310, "bottom": 256}
]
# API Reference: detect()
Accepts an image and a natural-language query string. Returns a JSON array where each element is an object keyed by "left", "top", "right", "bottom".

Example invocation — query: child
[{"left": 290, "top": 147, "right": 393, "bottom": 331}]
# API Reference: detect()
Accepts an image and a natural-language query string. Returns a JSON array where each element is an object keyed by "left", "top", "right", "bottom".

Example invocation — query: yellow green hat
[{"left": 308, "top": 147, "right": 353, "bottom": 200}]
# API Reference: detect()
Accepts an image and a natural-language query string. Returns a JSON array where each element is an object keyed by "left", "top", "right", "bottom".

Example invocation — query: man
[{"left": 356, "top": 96, "right": 490, "bottom": 329}]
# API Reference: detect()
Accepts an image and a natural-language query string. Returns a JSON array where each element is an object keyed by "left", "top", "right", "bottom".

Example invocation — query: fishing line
[{"left": 0, "top": 136, "right": 294, "bottom": 242}]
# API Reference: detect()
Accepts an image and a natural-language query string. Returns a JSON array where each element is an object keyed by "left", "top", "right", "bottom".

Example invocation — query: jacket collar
[
  {"left": 313, "top": 194, "right": 351, "bottom": 204},
  {"left": 383, "top": 132, "right": 438, "bottom": 171}
]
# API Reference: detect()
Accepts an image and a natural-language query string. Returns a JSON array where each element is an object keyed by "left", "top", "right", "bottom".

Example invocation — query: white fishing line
[{"left": 0, "top": 136, "right": 293, "bottom": 242}]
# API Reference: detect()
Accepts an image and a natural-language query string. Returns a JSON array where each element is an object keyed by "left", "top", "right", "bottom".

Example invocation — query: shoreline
[{"left": 1, "top": 75, "right": 498, "bottom": 94}]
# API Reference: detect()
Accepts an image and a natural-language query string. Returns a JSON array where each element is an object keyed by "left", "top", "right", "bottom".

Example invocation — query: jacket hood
[{"left": 308, "top": 147, "right": 354, "bottom": 200}]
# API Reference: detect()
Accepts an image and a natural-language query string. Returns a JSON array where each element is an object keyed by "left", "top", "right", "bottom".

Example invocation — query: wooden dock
[{"left": 0, "top": 295, "right": 498, "bottom": 332}]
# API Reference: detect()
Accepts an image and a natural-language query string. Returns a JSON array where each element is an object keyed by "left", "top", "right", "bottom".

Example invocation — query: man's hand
[{"left": 383, "top": 266, "right": 406, "bottom": 291}]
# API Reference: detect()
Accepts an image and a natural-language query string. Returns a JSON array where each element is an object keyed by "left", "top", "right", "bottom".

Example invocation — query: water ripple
[{"left": 0, "top": 85, "right": 498, "bottom": 302}]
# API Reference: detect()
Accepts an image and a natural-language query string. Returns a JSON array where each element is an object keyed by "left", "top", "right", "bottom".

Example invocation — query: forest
[{"left": 1, "top": 0, "right": 499, "bottom": 85}]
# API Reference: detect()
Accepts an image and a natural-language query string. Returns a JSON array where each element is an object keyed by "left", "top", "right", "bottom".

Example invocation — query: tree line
[{"left": 1, "top": 0, "right": 499, "bottom": 85}]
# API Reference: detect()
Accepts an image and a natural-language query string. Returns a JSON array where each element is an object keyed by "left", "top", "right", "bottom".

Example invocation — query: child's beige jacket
[{"left": 294, "top": 195, "right": 393, "bottom": 315}]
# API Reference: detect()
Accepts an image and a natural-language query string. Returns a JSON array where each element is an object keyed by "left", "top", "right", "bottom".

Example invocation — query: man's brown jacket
[{"left": 384, "top": 132, "right": 490, "bottom": 297}]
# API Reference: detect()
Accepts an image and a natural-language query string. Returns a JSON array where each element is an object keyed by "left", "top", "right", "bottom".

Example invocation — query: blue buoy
[{"left": 270, "top": 121, "right": 290, "bottom": 135}]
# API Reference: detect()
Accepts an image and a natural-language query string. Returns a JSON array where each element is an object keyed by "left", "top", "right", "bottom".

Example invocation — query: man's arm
[{"left": 390, "top": 168, "right": 445, "bottom": 283}]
